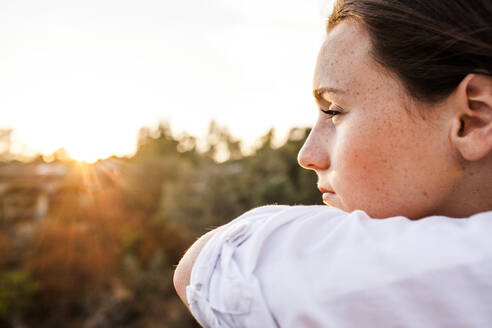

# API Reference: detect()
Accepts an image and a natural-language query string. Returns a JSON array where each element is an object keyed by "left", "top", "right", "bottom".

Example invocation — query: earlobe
[{"left": 450, "top": 73, "right": 492, "bottom": 161}]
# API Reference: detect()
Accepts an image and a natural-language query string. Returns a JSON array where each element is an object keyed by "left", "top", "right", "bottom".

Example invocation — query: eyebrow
[{"left": 313, "top": 87, "right": 346, "bottom": 104}]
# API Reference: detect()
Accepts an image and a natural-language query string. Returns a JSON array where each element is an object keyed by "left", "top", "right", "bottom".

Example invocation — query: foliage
[
  {"left": 26, "top": 219, "right": 117, "bottom": 299},
  {"left": 0, "top": 270, "right": 39, "bottom": 320},
  {"left": 0, "top": 233, "right": 9, "bottom": 268}
]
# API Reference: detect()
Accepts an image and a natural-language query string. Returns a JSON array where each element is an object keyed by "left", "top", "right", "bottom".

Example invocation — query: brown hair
[{"left": 328, "top": 0, "right": 492, "bottom": 103}]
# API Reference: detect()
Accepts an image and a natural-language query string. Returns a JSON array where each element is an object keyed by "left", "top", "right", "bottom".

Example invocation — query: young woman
[{"left": 175, "top": 0, "right": 492, "bottom": 326}]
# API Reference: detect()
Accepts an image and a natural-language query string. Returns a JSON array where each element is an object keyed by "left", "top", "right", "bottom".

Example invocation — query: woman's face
[{"left": 298, "top": 21, "right": 462, "bottom": 219}]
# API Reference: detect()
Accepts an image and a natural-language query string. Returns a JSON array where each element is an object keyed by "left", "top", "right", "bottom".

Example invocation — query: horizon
[{"left": 0, "top": 121, "right": 311, "bottom": 163}]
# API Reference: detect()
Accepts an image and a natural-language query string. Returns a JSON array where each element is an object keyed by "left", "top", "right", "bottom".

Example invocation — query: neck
[{"left": 438, "top": 157, "right": 492, "bottom": 218}]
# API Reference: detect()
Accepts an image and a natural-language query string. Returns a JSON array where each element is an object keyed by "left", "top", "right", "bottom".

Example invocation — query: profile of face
[{"left": 298, "top": 21, "right": 467, "bottom": 219}]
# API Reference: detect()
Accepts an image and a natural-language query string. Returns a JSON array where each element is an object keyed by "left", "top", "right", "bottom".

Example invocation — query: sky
[{"left": 1, "top": 0, "right": 334, "bottom": 162}]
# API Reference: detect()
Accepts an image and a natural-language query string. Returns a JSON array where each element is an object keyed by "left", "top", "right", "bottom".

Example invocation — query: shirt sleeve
[
  {"left": 185, "top": 205, "right": 347, "bottom": 327},
  {"left": 186, "top": 206, "right": 492, "bottom": 328}
]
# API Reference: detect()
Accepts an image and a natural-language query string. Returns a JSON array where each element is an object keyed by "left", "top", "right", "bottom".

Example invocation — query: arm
[
  {"left": 173, "top": 206, "right": 323, "bottom": 327},
  {"left": 173, "top": 226, "right": 224, "bottom": 309}
]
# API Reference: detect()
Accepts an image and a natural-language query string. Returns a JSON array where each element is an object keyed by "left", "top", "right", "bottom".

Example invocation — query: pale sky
[{"left": 1, "top": 0, "right": 333, "bottom": 162}]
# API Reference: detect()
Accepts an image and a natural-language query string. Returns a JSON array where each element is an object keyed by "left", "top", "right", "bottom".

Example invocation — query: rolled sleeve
[{"left": 186, "top": 205, "right": 297, "bottom": 327}]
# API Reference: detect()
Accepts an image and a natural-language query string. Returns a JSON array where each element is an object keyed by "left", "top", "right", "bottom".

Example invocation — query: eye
[{"left": 320, "top": 104, "right": 343, "bottom": 119}]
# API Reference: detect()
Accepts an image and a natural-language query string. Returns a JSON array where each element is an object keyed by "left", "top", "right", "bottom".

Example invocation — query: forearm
[{"left": 173, "top": 226, "right": 224, "bottom": 308}]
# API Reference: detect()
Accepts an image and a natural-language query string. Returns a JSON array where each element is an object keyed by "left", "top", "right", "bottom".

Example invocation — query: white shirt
[{"left": 186, "top": 205, "right": 492, "bottom": 328}]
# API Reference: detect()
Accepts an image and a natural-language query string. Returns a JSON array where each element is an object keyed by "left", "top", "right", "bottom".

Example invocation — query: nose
[{"left": 297, "top": 125, "right": 331, "bottom": 171}]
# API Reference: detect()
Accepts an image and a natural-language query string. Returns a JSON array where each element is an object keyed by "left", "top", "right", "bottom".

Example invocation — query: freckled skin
[{"left": 298, "top": 22, "right": 464, "bottom": 219}]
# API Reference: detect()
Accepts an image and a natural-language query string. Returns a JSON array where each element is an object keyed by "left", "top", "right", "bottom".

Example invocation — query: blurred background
[{"left": 0, "top": 0, "right": 332, "bottom": 327}]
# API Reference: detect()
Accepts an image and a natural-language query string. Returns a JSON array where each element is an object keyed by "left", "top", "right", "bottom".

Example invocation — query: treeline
[{"left": 0, "top": 122, "right": 320, "bottom": 328}]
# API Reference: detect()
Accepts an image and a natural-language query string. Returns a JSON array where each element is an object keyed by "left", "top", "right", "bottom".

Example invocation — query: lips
[{"left": 318, "top": 186, "right": 335, "bottom": 194}]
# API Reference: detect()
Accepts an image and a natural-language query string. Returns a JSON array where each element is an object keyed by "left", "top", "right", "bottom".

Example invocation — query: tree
[{"left": 0, "top": 129, "right": 13, "bottom": 162}]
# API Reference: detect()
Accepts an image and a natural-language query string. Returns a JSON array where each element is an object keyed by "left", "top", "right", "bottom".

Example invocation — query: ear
[{"left": 450, "top": 73, "right": 492, "bottom": 161}]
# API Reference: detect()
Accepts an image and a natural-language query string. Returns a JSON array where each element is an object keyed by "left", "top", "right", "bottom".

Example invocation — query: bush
[
  {"left": 0, "top": 233, "right": 9, "bottom": 267},
  {"left": 0, "top": 270, "right": 39, "bottom": 320},
  {"left": 26, "top": 219, "right": 117, "bottom": 307}
]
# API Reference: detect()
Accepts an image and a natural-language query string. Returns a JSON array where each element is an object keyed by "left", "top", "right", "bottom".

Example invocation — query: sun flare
[
  {"left": 63, "top": 138, "right": 125, "bottom": 163},
  {"left": 30, "top": 126, "right": 136, "bottom": 163},
  {"left": 67, "top": 148, "right": 107, "bottom": 163}
]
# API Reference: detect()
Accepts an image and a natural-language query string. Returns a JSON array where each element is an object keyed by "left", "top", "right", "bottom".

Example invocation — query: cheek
[
  {"left": 331, "top": 116, "right": 459, "bottom": 218},
  {"left": 333, "top": 130, "right": 390, "bottom": 198},
  {"left": 331, "top": 119, "right": 408, "bottom": 212}
]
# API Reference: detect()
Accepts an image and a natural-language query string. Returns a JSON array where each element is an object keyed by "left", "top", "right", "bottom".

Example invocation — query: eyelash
[{"left": 320, "top": 104, "right": 343, "bottom": 117}]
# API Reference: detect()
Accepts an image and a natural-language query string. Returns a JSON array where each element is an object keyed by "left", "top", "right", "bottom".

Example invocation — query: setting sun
[
  {"left": 66, "top": 147, "right": 108, "bottom": 163},
  {"left": 13, "top": 121, "right": 139, "bottom": 163},
  {"left": 62, "top": 135, "right": 134, "bottom": 163}
]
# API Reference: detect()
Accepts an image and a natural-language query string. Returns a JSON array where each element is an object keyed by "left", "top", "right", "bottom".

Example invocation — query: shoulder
[
  {"left": 215, "top": 204, "right": 347, "bottom": 244},
  {"left": 224, "top": 207, "right": 492, "bottom": 254},
  {"left": 226, "top": 204, "right": 349, "bottom": 229},
  {"left": 186, "top": 207, "right": 492, "bottom": 327}
]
